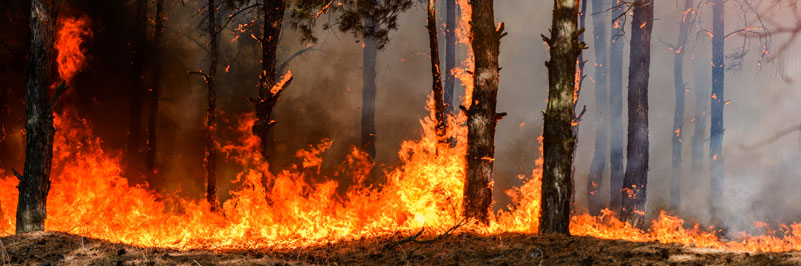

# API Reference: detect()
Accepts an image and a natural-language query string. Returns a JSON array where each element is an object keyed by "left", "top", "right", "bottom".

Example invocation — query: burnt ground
[{"left": 1, "top": 231, "right": 800, "bottom": 265}]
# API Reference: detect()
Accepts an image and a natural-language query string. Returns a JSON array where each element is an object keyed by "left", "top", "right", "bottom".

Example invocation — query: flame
[
  {"left": 55, "top": 16, "right": 92, "bottom": 82},
  {"left": 453, "top": 0, "right": 474, "bottom": 109}
]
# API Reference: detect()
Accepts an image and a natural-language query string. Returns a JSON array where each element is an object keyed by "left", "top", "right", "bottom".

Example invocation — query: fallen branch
[{"left": 383, "top": 217, "right": 470, "bottom": 249}]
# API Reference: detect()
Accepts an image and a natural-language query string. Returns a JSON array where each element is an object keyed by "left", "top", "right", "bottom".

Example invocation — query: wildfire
[
  {"left": 55, "top": 16, "right": 92, "bottom": 82},
  {"left": 3, "top": 7, "right": 801, "bottom": 257}
]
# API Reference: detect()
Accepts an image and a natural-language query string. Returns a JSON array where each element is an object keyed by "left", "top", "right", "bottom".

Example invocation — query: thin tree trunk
[
  {"left": 709, "top": 0, "right": 725, "bottom": 222},
  {"left": 670, "top": 0, "right": 694, "bottom": 210},
  {"left": 586, "top": 0, "right": 608, "bottom": 216},
  {"left": 206, "top": 0, "right": 219, "bottom": 208},
  {"left": 444, "top": 0, "right": 456, "bottom": 117},
  {"left": 16, "top": 0, "right": 55, "bottom": 234},
  {"left": 0, "top": 87, "right": 6, "bottom": 170},
  {"left": 126, "top": 0, "right": 147, "bottom": 178},
  {"left": 362, "top": 18, "right": 378, "bottom": 162},
  {"left": 620, "top": 0, "right": 653, "bottom": 229},
  {"left": 463, "top": 0, "right": 502, "bottom": 225},
  {"left": 608, "top": 0, "right": 626, "bottom": 213},
  {"left": 146, "top": 0, "right": 164, "bottom": 185},
  {"left": 427, "top": 0, "right": 447, "bottom": 145},
  {"left": 540, "top": 0, "right": 580, "bottom": 234},
  {"left": 252, "top": 0, "right": 287, "bottom": 160},
  {"left": 691, "top": 51, "right": 709, "bottom": 173}
]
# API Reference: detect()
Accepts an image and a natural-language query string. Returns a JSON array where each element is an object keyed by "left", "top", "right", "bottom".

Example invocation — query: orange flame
[{"left": 55, "top": 16, "right": 92, "bottom": 82}]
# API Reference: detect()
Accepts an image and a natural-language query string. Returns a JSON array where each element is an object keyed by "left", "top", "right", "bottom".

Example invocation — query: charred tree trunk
[
  {"left": 16, "top": 0, "right": 55, "bottom": 234},
  {"left": 444, "top": 0, "right": 456, "bottom": 117},
  {"left": 709, "top": 0, "right": 725, "bottom": 222},
  {"left": 252, "top": 0, "right": 287, "bottom": 160},
  {"left": 205, "top": 0, "right": 219, "bottom": 208},
  {"left": 146, "top": 0, "right": 164, "bottom": 185},
  {"left": 126, "top": 0, "right": 147, "bottom": 178},
  {"left": 427, "top": 0, "right": 447, "bottom": 145},
  {"left": 620, "top": 0, "right": 653, "bottom": 228},
  {"left": 540, "top": 0, "right": 580, "bottom": 234},
  {"left": 670, "top": 0, "right": 694, "bottom": 210},
  {"left": 463, "top": 0, "right": 502, "bottom": 225},
  {"left": 586, "top": 0, "right": 608, "bottom": 216},
  {"left": 608, "top": 0, "right": 626, "bottom": 213},
  {"left": 362, "top": 16, "right": 378, "bottom": 164},
  {"left": 691, "top": 51, "right": 709, "bottom": 173}
]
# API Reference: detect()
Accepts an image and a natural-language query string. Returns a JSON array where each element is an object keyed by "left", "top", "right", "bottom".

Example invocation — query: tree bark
[
  {"left": 670, "top": 0, "right": 694, "bottom": 210},
  {"left": 709, "top": 0, "right": 725, "bottom": 222},
  {"left": 463, "top": 0, "right": 502, "bottom": 225},
  {"left": 586, "top": 0, "right": 608, "bottom": 216},
  {"left": 540, "top": 0, "right": 580, "bottom": 234},
  {"left": 691, "top": 49, "right": 709, "bottom": 173},
  {"left": 444, "top": 0, "right": 456, "bottom": 117},
  {"left": 620, "top": 0, "right": 653, "bottom": 229},
  {"left": 427, "top": 0, "right": 447, "bottom": 145},
  {"left": 206, "top": 0, "right": 219, "bottom": 208},
  {"left": 362, "top": 14, "right": 378, "bottom": 162},
  {"left": 16, "top": 0, "right": 55, "bottom": 234},
  {"left": 126, "top": 0, "right": 147, "bottom": 178},
  {"left": 252, "top": 0, "right": 287, "bottom": 160},
  {"left": 146, "top": 0, "right": 164, "bottom": 185},
  {"left": 607, "top": 0, "right": 626, "bottom": 213}
]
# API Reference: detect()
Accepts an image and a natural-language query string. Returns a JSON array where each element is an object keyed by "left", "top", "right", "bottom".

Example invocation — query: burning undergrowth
[{"left": 2, "top": 104, "right": 801, "bottom": 253}]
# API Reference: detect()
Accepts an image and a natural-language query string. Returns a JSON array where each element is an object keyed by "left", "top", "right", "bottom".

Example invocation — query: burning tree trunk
[
  {"left": 691, "top": 52, "right": 709, "bottom": 173},
  {"left": 709, "top": 0, "right": 725, "bottom": 222},
  {"left": 126, "top": 0, "right": 147, "bottom": 178},
  {"left": 586, "top": 0, "right": 608, "bottom": 216},
  {"left": 620, "top": 0, "right": 653, "bottom": 228},
  {"left": 146, "top": 0, "right": 164, "bottom": 185},
  {"left": 540, "top": 0, "right": 580, "bottom": 234},
  {"left": 252, "top": 0, "right": 288, "bottom": 160},
  {"left": 427, "top": 0, "right": 447, "bottom": 145},
  {"left": 362, "top": 9, "right": 378, "bottom": 165},
  {"left": 444, "top": 0, "right": 456, "bottom": 117},
  {"left": 206, "top": 0, "right": 219, "bottom": 207},
  {"left": 463, "top": 0, "right": 503, "bottom": 225},
  {"left": 670, "top": 0, "right": 694, "bottom": 210},
  {"left": 16, "top": 0, "right": 56, "bottom": 233},
  {"left": 608, "top": 0, "right": 626, "bottom": 213}
]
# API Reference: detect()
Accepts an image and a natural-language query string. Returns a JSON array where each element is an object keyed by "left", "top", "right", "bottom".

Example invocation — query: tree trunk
[
  {"left": 620, "top": 0, "right": 653, "bottom": 229},
  {"left": 126, "top": 0, "right": 147, "bottom": 178},
  {"left": 16, "top": 0, "right": 55, "bottom": 234},
  {"left": 252, "top": 0, "right": 286, "bottom": 160},
  {"left": 670, "top": 0, "right": 694, "bottom": 210},
  {"left": 444, "top": 0, "right": 456, "bottom": 117},
  {"left": 427, "top": 0, "right": 447, "bottom": 145},
  {"left": 540, "top": 0, "right": 580, "bottom": 234},
  {"left": 206, "top": 0, "right": 219, "bottom": 208},
  {"left": 463, "top": 0, "right": 501, "bottom": 225},
  {"left": 586, "top": 0, "right": 608, "bottom": 216},
  {"left": 691, "top": 50, "right": 709, "bottom": 173},
  {"left": 607, "top": 0, "right": 626, "bottom": 213},
  {"left": 362, "top": 20, "right": 378, "bottom": 162},
  {"left": 0, "top": 87, "right": 6, "bottom": 170},
  {"left": 709, "top": 0, "right": 725, "bottom": 222},
  {"left": 146, "top": 0, "right": 164, "bottom": 185}
]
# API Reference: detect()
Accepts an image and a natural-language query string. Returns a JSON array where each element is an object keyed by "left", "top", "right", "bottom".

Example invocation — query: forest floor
[{"left": 1, "top": 231, "right": 800, "bottom": 265}]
